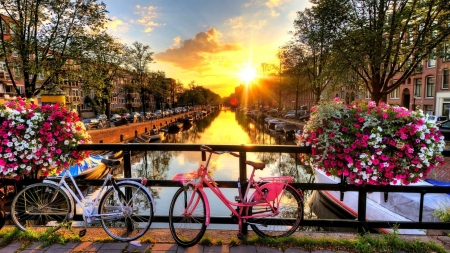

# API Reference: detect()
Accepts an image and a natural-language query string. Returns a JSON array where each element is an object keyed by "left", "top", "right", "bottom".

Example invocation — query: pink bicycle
[{"left": 169, "top": 145, "right": 304, "bottom": 247}]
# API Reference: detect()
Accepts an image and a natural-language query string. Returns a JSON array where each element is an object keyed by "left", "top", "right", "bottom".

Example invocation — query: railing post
[
  {"left": 357, "top": 187, "right": 368, "bottom": 234},
  {"left": 419, "top": 190, "right": 426, "bottom": 222},
  {"left": 239, "top": 148, "right": 247, "bottom": 235},
  {"left": 123, "top": 144, "right": 131, "bottom": 178}
]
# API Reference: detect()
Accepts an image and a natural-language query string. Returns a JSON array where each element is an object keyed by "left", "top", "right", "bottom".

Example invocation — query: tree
[
  {"left": 279, "top": 43, "right": 309, "bottom": 113},
  {"left": 0, "top": 0, "right": 108, "bottom": 98},
  {"left": 314, "top": 0, "right": 450, "bottom": 103},
  {"left": 123, "top": 41, "right": 155, "bottom": 113},
  {"left": 147, "top": 71, "right": 167, "bottom": 110},
  {"left": 76, "top": 32, "right": 125, "bottom": 119},
  {"left": 260, "top": 57, "right": 291, "bottom": 109},
  {"left": 291, "top": 7, "right": 336, "bottom": 105}
]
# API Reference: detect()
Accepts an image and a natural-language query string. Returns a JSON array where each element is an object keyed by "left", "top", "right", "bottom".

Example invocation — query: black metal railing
[{"left": 76, "top": 143, "right": 450, "bottom": 234}]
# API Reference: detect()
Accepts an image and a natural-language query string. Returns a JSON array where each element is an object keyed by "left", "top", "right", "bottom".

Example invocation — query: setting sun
[{"left": 239, "top": 66, "right": 257, "bottom": 84}]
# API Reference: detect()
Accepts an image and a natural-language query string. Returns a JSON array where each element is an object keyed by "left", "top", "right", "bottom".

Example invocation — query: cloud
[
  {"left": 105, "top": 17, "right": 129, "bottom": 32},
  {"left": 131, "top": 5, "right": 164, "bottom": 33},
  {"left": 155, "top": 28, "right": 242, "bottom": 72},
  {"left": 265, "top": 0, "right": 287, "bottom": 17}
]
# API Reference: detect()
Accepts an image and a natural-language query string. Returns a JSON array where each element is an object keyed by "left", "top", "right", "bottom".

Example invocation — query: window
[
  {"left": 444, "top": 43, "right": 450, "bottom": 62},
  {"left": 427, "top": 49, "right": 436, "bottom": 67},
  {"left": 443, "top": 69, "right": 449, "bottom": 89},
  {"left": 390, "top": 86, "right": 400, "bottom": 99},
  {"left": 414, "top": 78, "right": 422, "bottom": 97},
  {"left": 72, "top": 89, "right": 79, "bottom": 97},
  {"left": 425, "top": 105, "right": 433, "bottom": 115},
  {"left": 340, "top": 87, "right": 345, "bottom": 99},
  {"left": 426, "top": 76, "right": 435, "bottom": 97}
]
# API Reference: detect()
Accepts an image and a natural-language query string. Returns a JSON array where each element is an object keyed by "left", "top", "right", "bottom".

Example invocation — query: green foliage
[
  {"left": 434, "top": 205, "right": 450, "bottom": 222},
  {"left": 243, "top": 232, "right": 447, "bottom": 253},
  {"left": 0, "top": 0, "right": 108, "bottom": 98},
  {"left": 199, "top": 235, "right": 213, "bottom": 246},
  {"left": 0, "top": 227, "right": 80, "bottom": 248}
]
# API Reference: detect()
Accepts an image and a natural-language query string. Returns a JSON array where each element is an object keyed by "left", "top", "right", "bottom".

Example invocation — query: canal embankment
[{"left": 87, "top": 115, "right": 191, "bottom": 143}]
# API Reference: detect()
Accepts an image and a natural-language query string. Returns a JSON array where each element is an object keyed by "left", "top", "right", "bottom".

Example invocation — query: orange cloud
[{"left": 155, "top": 28, "right": 242, "bottom": 72}]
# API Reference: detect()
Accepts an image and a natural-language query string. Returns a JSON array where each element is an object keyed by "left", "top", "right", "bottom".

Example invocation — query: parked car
[
  {"left": 149, "top": 112, "right": 159, "bottom": 119},
  {"left": 164, "top": 109, "right": 173, "bottom": 116},
  {"left": 437, "top": 116, "right": 448, "bottom": 124},
  {"left": 140, "top": 112, "right": 154, "bottom": 121},
  {"left": 96, "top": 114, "right": 108, "bottom": 125},
  {"left": 109, "top": 114, "right": 121, "bottom": 121},
  {"left": 121, "top": 113, "right": 130, "bottom": 119},
  {"left": 427, "top": 115, "right": 438, "bottom": 124},
  {"left": 82, "top": 118, "right": 103, "bottom": 130},
  {"left": 437, "top": 120, "right": 450, "bottom": 140},
  {"left": 155, "top": 110, "right": 163, "bottom": 118},
  {"left": 126, "top": 112, "right": 141, "bottom": 123}
]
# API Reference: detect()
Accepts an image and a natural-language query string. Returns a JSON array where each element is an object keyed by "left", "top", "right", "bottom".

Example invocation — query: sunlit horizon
[{"left": 102, "top": 0, "right": 313, "bottom": 97}]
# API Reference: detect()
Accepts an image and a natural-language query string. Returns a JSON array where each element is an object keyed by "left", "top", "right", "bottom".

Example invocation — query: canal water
[
  {"left": 83, "top": 108, "right": 315, "bottom": 229},
  {"left": 126, "top": 109, "right": 314, "bottom": 226}
]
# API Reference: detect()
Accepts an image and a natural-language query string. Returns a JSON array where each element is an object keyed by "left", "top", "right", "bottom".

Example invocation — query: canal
[{"left": 84, "top": 108, "right": 315, "bottom": 229}]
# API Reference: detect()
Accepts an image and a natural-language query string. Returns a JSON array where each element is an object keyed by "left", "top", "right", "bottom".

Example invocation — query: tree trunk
[{"left": 370, "top": 78, "right": 384, "bottom": 105}]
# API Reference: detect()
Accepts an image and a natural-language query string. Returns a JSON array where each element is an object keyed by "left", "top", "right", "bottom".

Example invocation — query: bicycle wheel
[
  {"left": 169, "top": 185, "right": 207, "bottom": 247},
  {"left": 11, "top": 183, "right": 71, "bottom": 231},
  {"left": 98, "top": 182, "right": 153, "bottom": 241},
  {"left": 248, "top": 184, "right": 303, "bottom": 237}
]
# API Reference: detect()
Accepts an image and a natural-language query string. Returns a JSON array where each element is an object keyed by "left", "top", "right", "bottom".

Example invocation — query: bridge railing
[{"left": 77, "top": 143, "right": 450, "bottom": 234}]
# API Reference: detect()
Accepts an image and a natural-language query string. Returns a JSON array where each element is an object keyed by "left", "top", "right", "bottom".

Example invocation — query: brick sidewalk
[{"left": 0, "top": 241, "right": 353, "bottom": 253}]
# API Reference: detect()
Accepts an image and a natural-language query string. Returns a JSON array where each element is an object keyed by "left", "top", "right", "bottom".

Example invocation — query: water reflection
[{"left": 128, "top": 110, "right": 315, "bottom": 221}]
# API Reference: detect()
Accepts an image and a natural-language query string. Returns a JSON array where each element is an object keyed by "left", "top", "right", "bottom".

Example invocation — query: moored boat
[{"left": 62, "top": 150, "right": 122, "bottom": 179}]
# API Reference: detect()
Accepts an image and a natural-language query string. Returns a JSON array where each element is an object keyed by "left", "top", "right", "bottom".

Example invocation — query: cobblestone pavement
[
  {"left": 0, "top": 241, "right": 353, "bottom": 253},
  {"left": 0, "top": 226, "right": 449, "bottom": 253},
  {"left": 1, "top": 236, "right": 450, "bottom": 253}
]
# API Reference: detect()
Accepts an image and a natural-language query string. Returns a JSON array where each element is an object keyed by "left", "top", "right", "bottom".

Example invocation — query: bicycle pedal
[{"left": 78, "top": 229, "right": 87, "bottom": 237}]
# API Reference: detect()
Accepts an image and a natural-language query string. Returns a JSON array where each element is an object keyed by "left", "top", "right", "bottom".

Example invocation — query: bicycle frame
[
  {"left": 45, "top": 167, "right": 127, "bottom": 222},
  {"left": 173, "top": 151, "right": 293, "bottom": 227}
]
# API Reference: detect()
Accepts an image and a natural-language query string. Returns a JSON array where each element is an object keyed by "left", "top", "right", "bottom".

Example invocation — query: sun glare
[{"left": 239, "top": 66, "right": 257, "bottom": 84}]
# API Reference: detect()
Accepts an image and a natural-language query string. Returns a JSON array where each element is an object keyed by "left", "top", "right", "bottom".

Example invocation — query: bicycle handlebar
[{"left": 200, "top": 145, "right": 239, "bottom": 157}]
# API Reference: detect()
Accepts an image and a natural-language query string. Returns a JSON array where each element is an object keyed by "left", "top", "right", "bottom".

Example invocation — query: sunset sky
[{"left": 102, "top": 0, "right": 312, "bottom": 97}]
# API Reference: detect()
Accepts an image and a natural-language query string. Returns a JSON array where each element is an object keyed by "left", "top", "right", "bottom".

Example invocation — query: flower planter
[{"left": 297, "top": 99, "right": 445, "bottom": 186}]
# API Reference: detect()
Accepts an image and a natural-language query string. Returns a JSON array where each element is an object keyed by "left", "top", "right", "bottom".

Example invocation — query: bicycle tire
[
  {"left": 248, "top": 183, "right": 303, "bottom": 237},
  {"left": 169, "top": 185, "right": 207, "bottom": 247},
  {"left": 98, "top": 182, "right": 153, "bottom": 241},
  {"left": 11, "top": 183, "right": 72, "bottom": 231}
]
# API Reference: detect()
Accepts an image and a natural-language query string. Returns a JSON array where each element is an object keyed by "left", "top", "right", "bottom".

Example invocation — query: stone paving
[{"left": 0, "top": 241, "right": 356, "bottom": 253}]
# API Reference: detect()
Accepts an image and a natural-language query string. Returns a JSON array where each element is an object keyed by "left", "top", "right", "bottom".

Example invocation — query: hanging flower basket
[
  {"left": 0, "top": 97, "right": 91, "bottom": 179},
  {"left": 297, "top": 98, "right": 445, "bottom": 186}
]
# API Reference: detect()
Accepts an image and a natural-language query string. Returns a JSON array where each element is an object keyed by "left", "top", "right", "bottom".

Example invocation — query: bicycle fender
[
  {"left": 41, "top": 180, "right": 75, "bottom": 219},
  {"left": 117, "top": 181, "right": 156, "bottom": 213},
  {"left": 251, "top": 182, "right": 286, "bottom": 202}
]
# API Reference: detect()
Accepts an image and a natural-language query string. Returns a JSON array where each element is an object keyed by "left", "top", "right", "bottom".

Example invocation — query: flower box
[
  {"left": 0, "top": 97, "right": 91, "bottom": 179},
  {"left": 297, "top": 99, "right": 445, "bottom": 186}
]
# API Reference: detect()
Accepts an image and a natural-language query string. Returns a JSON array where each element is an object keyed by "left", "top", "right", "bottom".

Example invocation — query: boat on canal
[
  {"left": 62, "top": 150, "right": 123, "bottom": 179},
  {"left": 312, "top": 167, "right": 450, "bottom": 234}
]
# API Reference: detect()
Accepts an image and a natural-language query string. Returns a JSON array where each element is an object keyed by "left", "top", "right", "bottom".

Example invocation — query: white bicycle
[{"left": 10, "top": 159, "right": 155, "bottom": 241}]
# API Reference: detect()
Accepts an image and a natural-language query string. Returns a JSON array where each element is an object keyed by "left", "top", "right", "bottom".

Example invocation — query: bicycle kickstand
[{"left": 237, "top": 219, "right": 247, "bottom": 240}]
